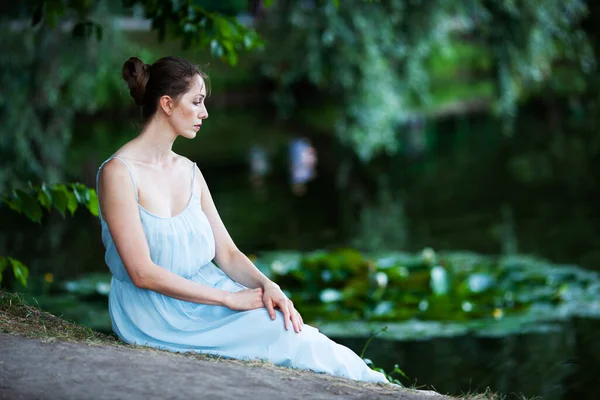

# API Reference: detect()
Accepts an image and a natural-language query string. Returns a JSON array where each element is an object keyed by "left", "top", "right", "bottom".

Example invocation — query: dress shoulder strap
[
  {"left": 191, "top": 162, "right": 197, "bottom": 194},
  {"left": 96, "top": 156, "right": 139, "bottom": 203}
]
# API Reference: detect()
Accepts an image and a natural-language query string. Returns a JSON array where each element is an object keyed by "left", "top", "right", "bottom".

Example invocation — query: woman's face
[{"left": 170, "top": 74, "right": 208, "bottom": 139}]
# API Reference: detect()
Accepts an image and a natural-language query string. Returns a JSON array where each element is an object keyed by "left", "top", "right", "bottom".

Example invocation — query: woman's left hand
[{"left": 262, "top": 282, "right": 304, "bottom": 333}]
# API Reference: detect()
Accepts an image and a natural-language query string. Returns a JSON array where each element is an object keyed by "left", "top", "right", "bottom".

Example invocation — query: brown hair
[{"left": 121, "top": 56, "right": 209, "bottom": 121}]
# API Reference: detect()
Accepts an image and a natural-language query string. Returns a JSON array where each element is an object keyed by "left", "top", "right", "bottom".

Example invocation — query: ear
[{"left": 159, "top": 95, "right": 174, "bottom": 116}]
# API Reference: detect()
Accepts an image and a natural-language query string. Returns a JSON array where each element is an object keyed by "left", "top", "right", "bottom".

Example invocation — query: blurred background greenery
[{"left": 2, "top": 0, "right": 600, "bottom": 398}]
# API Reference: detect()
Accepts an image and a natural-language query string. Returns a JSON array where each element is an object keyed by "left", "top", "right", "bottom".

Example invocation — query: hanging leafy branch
[
  {"left": 260, "top": 0, "right": 594, "bottom": 160},
  {"left": 24, "top": 0, "right": 264, "bottom": 66},
  {"left": 1, "top": 183, "right": 99, "bottom": 222},
  {"left": 123, "top": 0, "right": 264, "bottom": 66},
  {"left": 0, "top": 182, "right": 98, "bottom": 288}
]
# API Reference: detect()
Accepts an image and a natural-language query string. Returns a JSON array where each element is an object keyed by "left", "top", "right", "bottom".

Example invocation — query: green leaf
[
  {"left": 9, "top": 257, "right": 29, "bottom": 288},
  {"left": 65, "top": 189, "right": 78, "bottom": 215},
  {"left": 37, "top": 184, "right": 53, "bottom": 211},
  {"left": 223, "top": 41, "right": 238, "bottom": 66},
  {"left": 392, "top": 364, "right": 409, "bottom": 380},
  {"left": 1, "top": 194, "right": 21, "bottom": 213},
  {"left": 72, "top": 183, "right": 90, "bottom": 203},
  {"left": 14, "top": 189, "right": 43, "bottom": 222},
  {"left": 52, "top": 187, "right": 69, "bottom": 216},
  {"left": 52, "top": 185, "right": 78, "bottom": 215},
  {"left": 217, "top": 18, "right": 234, "bottom": 39},
  {"left": 226, "top": 51, "right": 238, "bottom": 66},
  {"left": 86, "top": 189, "right": 99, "bottom": 217}
]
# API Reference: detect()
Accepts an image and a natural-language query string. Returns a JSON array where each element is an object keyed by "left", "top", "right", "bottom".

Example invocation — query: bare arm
[
  {"left": 195, "top": 166, "right": 276, "bottom": 290},
  {"left": 195, "top": 165, "right": 304, "bottom": 332},
  {"left": 98, "top": 159, "right": 245, "bottom": 306}
]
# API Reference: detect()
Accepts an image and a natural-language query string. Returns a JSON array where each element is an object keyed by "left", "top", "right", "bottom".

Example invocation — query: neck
[{"left": 133, "top": 115, "right": 178, "bottom": 164}]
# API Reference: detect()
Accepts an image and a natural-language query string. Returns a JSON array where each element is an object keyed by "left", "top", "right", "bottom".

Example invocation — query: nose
[{"left": 200, "top": 104, "right": 208, "bottom": 120}]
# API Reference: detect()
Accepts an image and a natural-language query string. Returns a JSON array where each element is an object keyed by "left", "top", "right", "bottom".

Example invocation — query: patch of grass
[
  {"left": 0, "top": 290, "right": 117, "bottom": 345},
  {"left": 459, "top": 387, "right": 541, "bottom": 400}
]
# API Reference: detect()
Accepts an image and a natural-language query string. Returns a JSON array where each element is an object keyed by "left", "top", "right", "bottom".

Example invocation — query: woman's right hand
[{"left": 223, "top": 288, "right": 265, "bottom": 311}]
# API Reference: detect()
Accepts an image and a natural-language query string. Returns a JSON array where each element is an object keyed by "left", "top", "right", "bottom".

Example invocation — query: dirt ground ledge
[{"left": 0, "top": 291, "right": 470, "bottom": 399}]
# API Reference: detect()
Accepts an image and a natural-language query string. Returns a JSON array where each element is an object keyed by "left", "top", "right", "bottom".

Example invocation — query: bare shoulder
[
  {"left": 99, "top": 158, "right": 131, "bottom": 184},
  {"left": 97, "top": 158, "right": 136, "bottom": 198}
]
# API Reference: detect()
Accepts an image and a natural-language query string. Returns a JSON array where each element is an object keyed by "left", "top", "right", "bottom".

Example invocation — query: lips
[{"left": 194, "top": 124, "right": 202, "bottom": 130}]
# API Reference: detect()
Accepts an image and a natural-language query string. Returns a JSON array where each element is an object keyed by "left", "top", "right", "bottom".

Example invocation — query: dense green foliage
[
  {"left": 0, "top": 0, "right": 260, "bottom": 193},
  {"left": 261, "top": 0, "right": 593, "bottom": 159},
  {"left": 0, "top": 1, "right": 131, "bottom": 193}
]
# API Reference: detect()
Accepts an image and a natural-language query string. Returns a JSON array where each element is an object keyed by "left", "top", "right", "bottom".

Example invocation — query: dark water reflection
[{"left": 323, "top": 317, "right": 600, "bottom": 400}]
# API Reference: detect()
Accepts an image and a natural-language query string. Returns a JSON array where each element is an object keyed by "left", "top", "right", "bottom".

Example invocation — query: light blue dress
[{"left": 96, "top": 156, "right": 388, "bottom": 383}]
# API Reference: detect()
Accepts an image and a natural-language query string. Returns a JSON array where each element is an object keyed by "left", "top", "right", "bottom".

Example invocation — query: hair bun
[{"left": 122, "top": 57, "right": 151, "bottom": 106}]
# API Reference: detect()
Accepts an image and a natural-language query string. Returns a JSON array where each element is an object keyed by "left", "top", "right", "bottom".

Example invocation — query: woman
[{"left": 96, "top": 56, "right": 388, "bottom": 383}]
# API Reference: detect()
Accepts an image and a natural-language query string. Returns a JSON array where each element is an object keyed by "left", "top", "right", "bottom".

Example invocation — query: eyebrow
[{"left": 196, "top": 94, "right": 205, "bottom": 99}]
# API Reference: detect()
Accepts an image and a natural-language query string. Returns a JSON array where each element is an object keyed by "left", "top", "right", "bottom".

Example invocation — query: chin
[{"left": 180, "top": 131, "right": 197, "bottom": 139}]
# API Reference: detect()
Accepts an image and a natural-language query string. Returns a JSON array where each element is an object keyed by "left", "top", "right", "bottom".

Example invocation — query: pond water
[{"left": 320, "top": 313, "right": 600, "bottom": 399}]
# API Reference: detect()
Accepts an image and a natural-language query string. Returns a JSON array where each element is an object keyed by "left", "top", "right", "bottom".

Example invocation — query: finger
[
  {"left": 292, "top": 312, "right": 300, "bottom": 333},
  {"left": 280, "top": 303, "right": 290, "bottom": 331},
  {"left": 265, "top": 298, "right": 276, "bottom": 320},
  {"left": 288, "top": 302, "right": 300, "bottom": 333},
  {"left": 295, "top": 312, "right": 303, "bottom": 331}
]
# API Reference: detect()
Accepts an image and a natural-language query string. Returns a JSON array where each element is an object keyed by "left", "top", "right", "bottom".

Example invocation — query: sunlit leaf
[
  {"left": 37, "top": 184, "right": 53, "bottom": 211},
  {"left": 9, "top": 257, "right": 29, "bottom": 287},
  {"left": 72, "top": 183, "right": 90, "bottom": 203},
  {"left": 86, "top": 189, "right": 99, "bottom": 217},
  {"left": 65, "top": 190, "right": 78, "bottom": 215}
]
